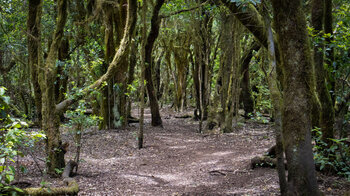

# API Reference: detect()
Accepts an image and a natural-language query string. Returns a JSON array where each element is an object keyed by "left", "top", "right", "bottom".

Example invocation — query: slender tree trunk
[
  {"left": 324, "top": 0, "right": 335, "bottom": 104},
  {"left": 27, "top": 0, "right": 42, "bottom": 126},
  {"left": 144, "top": 0, "right": 164, "bottom": 127},
  {"left": 263, "top": 5, "right": 287, "bottom": 194},
  {"left": 138, "top": 0, "right": 147, "bottom": 149},
  {"left": 271, "top": 1, "right": 320, "bottom": 195},
  {"left": 127, "top": 40, "right": 137, "bottom": 119},
  {"left": 312, "top": 0, "right": 335, "bottom": 147}
]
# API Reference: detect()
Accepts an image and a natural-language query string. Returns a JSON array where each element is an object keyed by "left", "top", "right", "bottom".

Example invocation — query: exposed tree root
[{"left": 250, "top": 156, "right": 277, "bottom": 169}]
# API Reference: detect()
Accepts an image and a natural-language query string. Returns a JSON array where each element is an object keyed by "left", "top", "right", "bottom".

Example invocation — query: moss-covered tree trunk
[
  {"left": 126, "top": 39, "right": 137, "bottom": 118},
  {"left": 312, "top": 0, "right": 335, "bottom": 147},
  {"left": 217, "top": 13, "right": 234, "bottom": 132},
  {"left": 100, "top": 2, "right": 116, "bottom": 129},
  {"left": 241, "top": 41, "right": 261, "bottom": 117},
  {"left": 240, "top": 41, "right": 259, "bottom": 117},
  {"left": 324, "top": 0, "right": 335, "bottom": 104},
  {"left": 199, "top": 10, "right": 211, "bottom": 121},
  {"left": 39, "top": 0, "right": 68, "bottom": 175},
  {"left": 144, "top": 0, "right": 164, "bottom": 127},
  {"left": 263, "top": 4, "right": 287, "bottom": 194},
  {"left": 172, "top": 39, "right": 189, "bottom": 112},
  {"left": 100, "top": 0, "right": 129, "bottom": 129},
  {"left": 55, "top": 38, "right": 69, "bottom": 104},
  {"left": 27, "top": 0, "right": 43, "bottom": 125},
  {"left": 271, "top": 0, "right": 320, "bottom": 194}
]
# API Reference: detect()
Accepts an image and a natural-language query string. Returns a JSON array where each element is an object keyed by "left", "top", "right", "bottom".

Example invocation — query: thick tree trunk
[
  {"left": 271, "top": 0, "right": 320, "bottom": 195},
  {"left": 144, "top": 0, "right": 164, "bottom": 127},
  {"left": 312, "top": 0, "right": 335, "bottom": 147},
  {"left": 27, "top": 0, "right": 43, "bottom": 125},
  {"left": 39, "top": 0, "right": 68, "bottom": 175}
]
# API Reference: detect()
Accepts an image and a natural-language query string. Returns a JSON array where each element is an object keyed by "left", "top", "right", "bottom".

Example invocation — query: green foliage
[
  {"left": 65, "top": 100, "right": 102, "bottom": 133},
  {"left": 0, "top": 87, "right": 45, "bottom": 194},
  {"left": 250, "top": 53, "right": 272, "bottom": 115},
  {"left": 248, "top": 111, "right": 269, "bottom": 124},
  {"left": 313, "top": 128, "right": 350, "bottom": 180},
  {"left": 308, "top": 3, "right": 350, "bottom": 105}
]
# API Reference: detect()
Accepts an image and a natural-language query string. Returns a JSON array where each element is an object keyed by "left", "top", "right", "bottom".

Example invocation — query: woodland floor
[{"left": 18, "top": 107, "right": 350, "bottom": 195}]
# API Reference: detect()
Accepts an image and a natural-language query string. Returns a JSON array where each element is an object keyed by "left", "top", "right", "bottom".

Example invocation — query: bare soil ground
[{"left": 18, "top": 107, "right": 350, "bottom": 195}]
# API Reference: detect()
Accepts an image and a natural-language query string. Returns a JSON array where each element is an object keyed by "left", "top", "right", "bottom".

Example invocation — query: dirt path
[
  {"left": 70, "top": 108, "right": 280, "bottom": 195},
  {"left": 20, "top": 107, "right": 350, "bottom": 195}
]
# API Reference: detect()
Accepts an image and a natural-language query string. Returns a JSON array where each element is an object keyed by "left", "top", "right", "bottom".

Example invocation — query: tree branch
[
  {"left": 56, "top": 0, "right": 137, "bottom": 114},
  {"left": 160, "top": 1, "right": 208, "bottom": 19}
]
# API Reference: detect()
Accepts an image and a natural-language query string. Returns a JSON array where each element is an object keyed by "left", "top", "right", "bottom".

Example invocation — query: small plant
[
  {"left": 248, "top": 112, "right": 270, "bottom": 124},
  {"left": 64, "top": 100, "right": 102, "bottom": 172},
  {"left": 0, "top": 87, "right": 46, "bottom": 194},
  {"left": 313, "top": 128, "right": 350, "bottom": 180}
]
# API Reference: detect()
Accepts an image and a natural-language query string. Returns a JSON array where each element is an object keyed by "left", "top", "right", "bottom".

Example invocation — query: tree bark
[
  {"left": 263, "top": 5, "right": 287, "bottom": 194},
  {"left": 271, "top": 0, "right": 320, "bottom": 195},
  {"left": 27, "top": 0, "right": 43, "bottom": 126},
  {"left": 138, "top": 0, "right": 147, "bottom": 149},
  {"left": 39, "top": 0, "right": 68, "bottom": 175},
  {"left": 144, "top": 0, "right": 164, "bottom": 127},
  {"left": 312, "top": 0, "right": 335, "bottom": 147},
  {"left": 324, "top": 0, "right": 335, "bottom": 104}
]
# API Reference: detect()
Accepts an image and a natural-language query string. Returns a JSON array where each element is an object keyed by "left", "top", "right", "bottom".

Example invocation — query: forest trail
[
  {"left": 20, "top": 107, "right": 348, "bottom": 195},
  {"left": 71, "top": 107, "right": 280, "bottom": 195}
]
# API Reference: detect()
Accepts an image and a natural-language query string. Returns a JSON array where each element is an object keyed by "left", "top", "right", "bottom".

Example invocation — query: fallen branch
[
  {"left": 174, "top": 114, "right": 192, "bottom": 119},
  {"left": 22, "top": 160, "right": 79, "bottom": 195}
]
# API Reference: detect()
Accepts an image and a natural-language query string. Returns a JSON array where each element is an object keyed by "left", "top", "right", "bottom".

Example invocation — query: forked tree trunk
[{"left": 271, "top": 0, "right": 320, "bottom": 195}]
